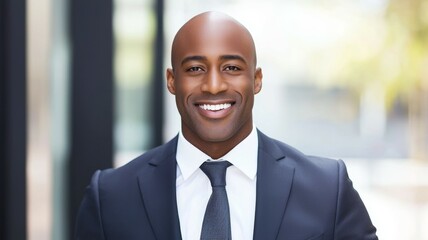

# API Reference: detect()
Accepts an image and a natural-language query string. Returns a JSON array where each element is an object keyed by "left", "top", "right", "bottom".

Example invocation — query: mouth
[
  {"left": 198, "top": 103, "right": 232, "bottom": 111},
  {"left": 195, "top": 101, "right": 235, "bottom": 119}
]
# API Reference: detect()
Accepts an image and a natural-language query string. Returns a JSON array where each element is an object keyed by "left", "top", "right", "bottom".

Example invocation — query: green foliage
[{"left": 335, "top": 0, "right": 428, "bottom": 110}]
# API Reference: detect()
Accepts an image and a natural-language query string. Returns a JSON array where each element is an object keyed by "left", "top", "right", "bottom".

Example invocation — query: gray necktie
[{"left": 200, "top": 161, "right": 232, "bottom": 240}]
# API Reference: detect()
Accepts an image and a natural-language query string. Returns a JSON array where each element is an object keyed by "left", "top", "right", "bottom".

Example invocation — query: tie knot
[{"left": 200, "top": 161, "right": 232, "bottom": 187}]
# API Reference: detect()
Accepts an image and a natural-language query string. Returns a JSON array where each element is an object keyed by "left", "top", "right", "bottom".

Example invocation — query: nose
[{"left": 201, "top": 70, "right": 228, "bottom": 94}]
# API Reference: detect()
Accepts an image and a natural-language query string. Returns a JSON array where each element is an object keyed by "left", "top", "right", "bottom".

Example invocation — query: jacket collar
[
  {"left": 253, "top": 130, "right": 295, "bottom": 240},
  {"left": 137, "top": 136, "right": 182, "bottom": 240}
]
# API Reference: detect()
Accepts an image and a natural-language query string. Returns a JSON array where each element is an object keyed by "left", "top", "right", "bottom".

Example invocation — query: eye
[
  {"left": 187, "top": 66, "right": 204, "bottom": 72},
  {"left": 224, "top": 65, "right": 240, "bottom": 71}
]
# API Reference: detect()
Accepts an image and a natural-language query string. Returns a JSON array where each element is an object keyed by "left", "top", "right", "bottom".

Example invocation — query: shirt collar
[{"left": 176, "top": 126, "right": 258, "bottom": 181}]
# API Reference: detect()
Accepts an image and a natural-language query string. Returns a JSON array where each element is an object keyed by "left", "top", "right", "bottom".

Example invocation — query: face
[{"left": 167, "top": 13, "right": 262, "bottom": 157}]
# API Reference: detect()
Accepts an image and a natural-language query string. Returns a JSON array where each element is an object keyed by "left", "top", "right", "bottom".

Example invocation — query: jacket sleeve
[
  {"left": 74, "top": 170, "right": 105, "bottom": 240},
  {"left": 334, "top": 160, "right": 378, "bottom": 239}
]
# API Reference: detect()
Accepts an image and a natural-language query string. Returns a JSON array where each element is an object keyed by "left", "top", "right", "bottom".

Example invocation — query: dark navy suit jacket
[{"left": 75, "top": 130, "right": 377, "bottom": 240}]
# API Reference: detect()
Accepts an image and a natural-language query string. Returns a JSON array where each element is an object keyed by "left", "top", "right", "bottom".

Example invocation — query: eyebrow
[
  {"left": 219, "top": 55, "right": 247, "bottom": 64},
  {"left": 180, "top": 54, "right": 247, "bottom": 66},
  {"left": 181, "top": 55, "right": 207, "bottom": 66}
]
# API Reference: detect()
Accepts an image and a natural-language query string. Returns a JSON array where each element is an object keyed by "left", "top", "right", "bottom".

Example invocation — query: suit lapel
[
  {"left": 253, "top": 131, "right": 295, "bottom": 240},
  {"left": 137, "top": 137, "right": 182, "bottom": 240}
]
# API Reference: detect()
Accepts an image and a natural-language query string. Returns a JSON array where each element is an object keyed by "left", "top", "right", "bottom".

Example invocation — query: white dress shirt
[{"left": 176, "top": 127, "right": 258, "bottom": 240}]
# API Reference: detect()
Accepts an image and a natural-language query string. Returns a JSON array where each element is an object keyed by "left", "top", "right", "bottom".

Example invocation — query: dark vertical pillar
[
  {"left": 0, "top": 5, "right": 4, "bottom": 239},
  {"left": 152, "top": 0, "right": 165, "bottom": 147},
  {"left": 68, "top": 0, "right": 114, "bottom": 238},
  {"left": 0, "top": 0, "right": 27, "bottom": 239}
]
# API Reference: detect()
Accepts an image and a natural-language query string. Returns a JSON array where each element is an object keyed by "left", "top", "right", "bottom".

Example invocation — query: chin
[
  {"left": 197, "top": 128, "right": 235, "bottom": 143},
  {"left": 200, "top": 133, "right": 231, "bottom": 143}
]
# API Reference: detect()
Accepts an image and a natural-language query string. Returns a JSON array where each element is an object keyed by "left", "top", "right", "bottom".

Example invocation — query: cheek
[
  {"left": 174, "top": 81, "right": 199, "bottom": 115},
  {"left": 175, "top": 77, "right": 201, "bottom": 94},
  {"left": 234, "top": 79, "right": 256, "bottom": 112},
  {"left": 232, "top": 78, "right": 255, "bottom": 98},
  {"left": 174, "top": 82, "right": 192, "bottom": 101}
]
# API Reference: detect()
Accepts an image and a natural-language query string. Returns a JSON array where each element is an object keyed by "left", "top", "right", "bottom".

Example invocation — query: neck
[{"left": 181, "top": 124, "right": 253, "bottom": 159}]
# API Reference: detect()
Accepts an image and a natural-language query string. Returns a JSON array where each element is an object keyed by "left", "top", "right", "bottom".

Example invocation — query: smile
[{"left": 198, "top": 103, "right": 232, "bottom": 111}]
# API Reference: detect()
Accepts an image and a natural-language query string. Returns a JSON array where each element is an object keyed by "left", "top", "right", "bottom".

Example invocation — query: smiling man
[{"left": 75, "top": 12, "right": 378, "bottom": 240}]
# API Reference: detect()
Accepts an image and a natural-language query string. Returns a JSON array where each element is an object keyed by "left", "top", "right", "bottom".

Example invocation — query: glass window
[{"left": 114, "top": 0, "right": 156, "bottom": 166}]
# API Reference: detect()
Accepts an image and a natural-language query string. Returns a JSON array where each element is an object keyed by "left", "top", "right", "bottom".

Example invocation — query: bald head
[{"left": 170, "top": 12, "right": 257, "bottom": 69}]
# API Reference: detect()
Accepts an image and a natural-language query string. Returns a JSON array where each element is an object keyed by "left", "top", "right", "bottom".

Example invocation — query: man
[{"left": 75, "top": 11, "right": 377, "bottom": 240}]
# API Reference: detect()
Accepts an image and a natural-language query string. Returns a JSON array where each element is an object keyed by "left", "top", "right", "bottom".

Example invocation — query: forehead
[{"left": 171, "top": 18, "right": 256, "bottom": 67}]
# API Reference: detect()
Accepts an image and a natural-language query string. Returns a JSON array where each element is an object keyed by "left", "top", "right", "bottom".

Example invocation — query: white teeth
[{"left": 199, "top": 103, "right": 232, "bottom": 111}]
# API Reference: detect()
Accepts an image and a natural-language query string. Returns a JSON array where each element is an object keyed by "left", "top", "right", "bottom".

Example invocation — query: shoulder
[
  {"left": 257, "top": 130, "right": 343, "bottom": 177},
  {"left": 97, "top": 136, "right": 178, "bottom": 185}
]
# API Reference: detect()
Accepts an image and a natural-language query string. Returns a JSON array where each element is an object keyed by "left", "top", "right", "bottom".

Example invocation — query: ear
[
  {"left": 166, "top": 68, "right": 176, "bottom": 95},
  {"left": 254, "top": 67, "right": 263, "bottom": 94}
]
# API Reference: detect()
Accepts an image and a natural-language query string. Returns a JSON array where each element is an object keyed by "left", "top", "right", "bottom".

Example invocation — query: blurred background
[{"left": 1, "top": 0, "right": 428, "bottom": 239}]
